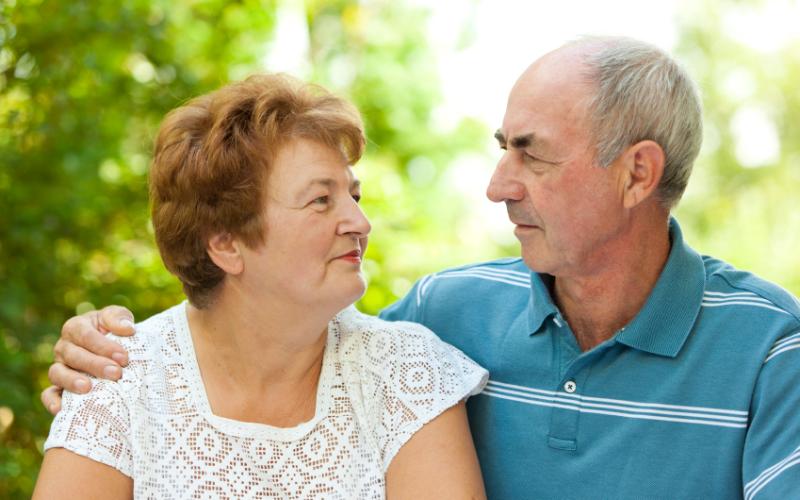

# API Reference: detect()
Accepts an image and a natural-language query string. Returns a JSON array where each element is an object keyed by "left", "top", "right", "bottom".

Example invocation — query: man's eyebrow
[{"left": 494, "top": 130, "right": 537, "bottom": 149}]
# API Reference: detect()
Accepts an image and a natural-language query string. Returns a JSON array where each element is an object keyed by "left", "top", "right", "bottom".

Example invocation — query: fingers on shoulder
[
  {"left": 58, "top": 314, "right": 128, "bottom": 361},
  {"left": 41, "top": 385, "right": 64, "bottom": 414},
  {"left": 98, "top": 305, "right": 135, "bottom": 335}
]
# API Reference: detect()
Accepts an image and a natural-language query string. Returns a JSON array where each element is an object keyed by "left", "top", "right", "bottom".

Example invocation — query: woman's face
[{"left": 237, "top": 138, "right": 371, "bottom": 312}]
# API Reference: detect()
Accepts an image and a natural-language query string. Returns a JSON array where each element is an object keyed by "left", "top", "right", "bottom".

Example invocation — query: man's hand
[{"left": 41, "top": 306, "right": 136, "bottom": 415}]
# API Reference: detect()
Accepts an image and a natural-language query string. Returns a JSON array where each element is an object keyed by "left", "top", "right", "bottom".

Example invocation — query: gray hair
[{"left": 573, "top": 36, "right": 703, "bottom": 209}]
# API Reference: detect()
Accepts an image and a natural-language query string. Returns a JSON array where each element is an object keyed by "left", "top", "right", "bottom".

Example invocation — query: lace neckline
[{"left": 171, "top": 302, "right": 337, "bottom": 441}]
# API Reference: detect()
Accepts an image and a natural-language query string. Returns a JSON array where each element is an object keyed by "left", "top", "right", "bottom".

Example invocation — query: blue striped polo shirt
[{"left": 380, "top": 219, "right": 800, "bottom": 499}]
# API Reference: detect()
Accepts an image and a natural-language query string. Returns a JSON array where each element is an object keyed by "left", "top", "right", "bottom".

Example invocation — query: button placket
[{"left": 547, "top": 348, "right": 597, "bottom": 452}]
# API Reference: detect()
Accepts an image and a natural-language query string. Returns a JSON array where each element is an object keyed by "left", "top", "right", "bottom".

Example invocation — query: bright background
[{"left": 1, "top": 0, "right": 799, "bottom": 496}]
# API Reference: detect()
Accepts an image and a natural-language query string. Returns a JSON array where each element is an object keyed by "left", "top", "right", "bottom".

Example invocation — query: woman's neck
[{"left": 185, "top": 290, "right": 333, "bottom": 426}]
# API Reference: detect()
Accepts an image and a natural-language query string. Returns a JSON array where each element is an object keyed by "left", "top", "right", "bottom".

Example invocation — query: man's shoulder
[
  {"left": 418, "top": 257, "right": 532, "bottom": 299},
  {"left": 701, "top": 255, "right": 800, "bottom": 327},
  {"left": 435, "top": 257, "right": 530, "bottom": 274}
]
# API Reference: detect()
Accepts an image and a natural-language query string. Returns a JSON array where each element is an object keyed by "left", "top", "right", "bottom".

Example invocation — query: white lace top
[{"left": 45, "top": 303, "right": 488, "bottom": 499}]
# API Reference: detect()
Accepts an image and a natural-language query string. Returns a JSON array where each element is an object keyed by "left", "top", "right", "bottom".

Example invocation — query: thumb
[{"left": 98, "top": 305, "right": 136, "bottom": 337}]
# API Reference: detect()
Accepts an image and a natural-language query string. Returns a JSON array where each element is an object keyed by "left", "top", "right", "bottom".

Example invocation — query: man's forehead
[{"left": 500, "top": 79, "right": 594, "bottom": 148}]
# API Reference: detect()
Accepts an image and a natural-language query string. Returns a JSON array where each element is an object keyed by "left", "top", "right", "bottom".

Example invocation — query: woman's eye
[
  {"left": 352, "top": 193, "right": 361, "bottom": 203},
  {"left": 312, "top": 195, "right": 329, "bottom": 205}
]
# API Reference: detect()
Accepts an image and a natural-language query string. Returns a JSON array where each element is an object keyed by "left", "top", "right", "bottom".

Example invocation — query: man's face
[{"left": 487, "top": 51, "right": 629, "bottom": 278}]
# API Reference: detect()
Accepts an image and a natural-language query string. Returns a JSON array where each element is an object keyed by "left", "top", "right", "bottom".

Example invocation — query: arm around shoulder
[
  {"left": 37, "top": 351, "right": 138, "bottom": 499},
  {"left": 385, "top": 402, "right": 486, "bottom": 500}
]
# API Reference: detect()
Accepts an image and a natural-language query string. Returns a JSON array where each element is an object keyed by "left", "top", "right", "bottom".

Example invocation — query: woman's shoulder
[
  {"left": 334, "top": 305, "right": 487, "bottom": 384},
  {"left": 39, "top": 305, "right": 188, "bottom": 476},
  {"left": 334, "top": 306, "right": 450, "bottom": 369},
  {"left": 108, "top": 303, "right": 188, "bottom": 390},
  {"left": 114, "top": 303, "right": 183, "bottom": 358},
  {"left": 335, "top": 305, "right": 442, "bottom": 346},
  {"left": 333, "top": 306, "right": 488, "bottom": 470}
]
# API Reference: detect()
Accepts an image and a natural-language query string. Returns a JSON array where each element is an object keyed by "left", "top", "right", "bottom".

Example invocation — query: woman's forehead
[{"left": 267, "top": 140, "right": 359, "bottom": 199}]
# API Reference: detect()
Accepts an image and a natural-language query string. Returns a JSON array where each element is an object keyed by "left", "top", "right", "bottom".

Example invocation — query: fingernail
[
  {"left": 103, "top": 365, "right": 121, "bottom": 379},
  {"left": 74, "top": 379, "right": 89, "bottom": 392},
  {"left": 111, "top": 352, "right": 128, "bottom": 365},
  {"left": 120, "top": 319, "right": 134, "bottom": 330}
]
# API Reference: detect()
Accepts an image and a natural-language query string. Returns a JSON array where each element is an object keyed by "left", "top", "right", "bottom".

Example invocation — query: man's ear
[
  {"left": 207, "top": 233, "right": 244, "bottom": 275},
  {"left": 620, "top": 140, "right": 665, "bottom": 209}
]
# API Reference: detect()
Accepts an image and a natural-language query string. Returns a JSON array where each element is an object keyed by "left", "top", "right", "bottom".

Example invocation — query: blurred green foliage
[
  {"left": 1, "top": 0, "right": 798, "bottom": 497},
  {"left": 674, "top": 1, "right": 800, "bottom": 294},
  {"left": 0, "top": 0, "right": 489, "bottom": 495}
]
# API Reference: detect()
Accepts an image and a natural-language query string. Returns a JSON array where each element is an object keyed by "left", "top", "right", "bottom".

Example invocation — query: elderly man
[{"left": 43, "top": 37, "right": 799, "bottom": 498}]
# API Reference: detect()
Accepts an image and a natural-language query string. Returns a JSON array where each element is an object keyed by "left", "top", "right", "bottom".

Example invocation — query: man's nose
[{"left": 486, "top": 152, "right": 525, "bottom": 203}]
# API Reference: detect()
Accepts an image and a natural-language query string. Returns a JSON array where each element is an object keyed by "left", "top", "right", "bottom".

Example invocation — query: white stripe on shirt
[
  {"left": 482, "top": 380, "right": 748, "bottom": 429},
  {"left": 744, "top": 444, "right": 800, "bottom": 500},
  {"left": 417, "top": 267, "right": 532, "bottom": 305},
  {"left": 701, "top": 300, "right": 792, "bottom": 316},
  {"left": 764, "top": 333, "right": 800, "bottom": 363}
]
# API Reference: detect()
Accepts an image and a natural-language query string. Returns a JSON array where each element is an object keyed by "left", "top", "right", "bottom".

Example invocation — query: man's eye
[
  {"left": 312, "top": 196, "right": 329, "bottom": 205},
  {"left": 524, "top": 152, "right": 550, "bottom": 164},
  {"left": 352, "top": 193, "right": 361, "bottom": 203}
]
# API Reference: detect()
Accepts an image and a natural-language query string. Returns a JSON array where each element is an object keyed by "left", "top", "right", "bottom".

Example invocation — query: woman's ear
[
  {"left": 621, "top": 140, "right": 665, "bottom": 209},
  {"left": 207, "top": 233, "right": 245, "bottom": 275}
]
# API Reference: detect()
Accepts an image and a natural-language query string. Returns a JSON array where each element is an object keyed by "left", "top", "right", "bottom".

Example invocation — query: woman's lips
[{"left": 335, "top": 250, "right": 362, "bottom": 263}]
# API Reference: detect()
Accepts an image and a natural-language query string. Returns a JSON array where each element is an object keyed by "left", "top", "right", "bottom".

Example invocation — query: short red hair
[{"left": 149, "top": 74, "right": 365, "bottom": 307}]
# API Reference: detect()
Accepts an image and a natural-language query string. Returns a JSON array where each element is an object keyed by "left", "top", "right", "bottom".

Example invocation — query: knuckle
[
  {"left": 60, "top": 341, "right": 80, "bottom": 365},
  {"left": 60, "top": 315, "right": 79, "bottom": 338},
  {"left": 73, "top": 325, "right": 88, "bottom": 346},
  {"left": 101, "top": 305, "right": 133, "bottom": 325},
  {"left": 48, "top": 363, "right": 62, "bottom": 384},
  {"left": 53, "top": 339, "right": 64, "bottom": 359},
  {"left": 104, "top": 305, "right": 124, "bottom": 315}
]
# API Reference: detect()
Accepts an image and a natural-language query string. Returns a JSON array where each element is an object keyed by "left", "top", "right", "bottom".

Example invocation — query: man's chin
[{"left": 519, "top": 247, "right": 555, "bottom": 275}]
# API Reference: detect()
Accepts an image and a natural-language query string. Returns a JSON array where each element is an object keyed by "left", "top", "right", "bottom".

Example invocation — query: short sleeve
[
  {"left": 44, "top": 376, "right": 134, "bottom": 477},
  {"left": 358, "top": 320, "right": 488, "bottom": 471},
  {"left": 742, "top": 329, "right": 800, "bottom": 499}
]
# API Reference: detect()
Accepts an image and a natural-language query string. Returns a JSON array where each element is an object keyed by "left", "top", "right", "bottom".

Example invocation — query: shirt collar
[
  {"left": 527, "top": 272, "right": 559, "bottom": 334},
  {"left": 614, "top": 218, "right": 705, "bottom": 357},
  {"left": 526, "top": 218, "right": 706, "bottom": 357}
]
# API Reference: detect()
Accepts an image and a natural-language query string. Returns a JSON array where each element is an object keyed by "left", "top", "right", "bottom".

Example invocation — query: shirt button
[{"left": 563, "top": 380, "right": 577, "bottom": 393}]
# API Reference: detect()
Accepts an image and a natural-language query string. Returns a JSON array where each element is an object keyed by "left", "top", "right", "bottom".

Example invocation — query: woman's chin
[{"left": 334, "top": 280, "right": 367, "bottom": 310}]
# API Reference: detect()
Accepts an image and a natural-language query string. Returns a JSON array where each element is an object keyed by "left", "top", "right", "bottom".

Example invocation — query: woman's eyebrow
[{"left": 296, "top": 178, "right": 361, "bottom": 198}]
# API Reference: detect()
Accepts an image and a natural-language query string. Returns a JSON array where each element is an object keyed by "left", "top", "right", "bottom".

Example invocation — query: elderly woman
[{"left": 33, "top": 75, "right": 487, "bottom": 499}]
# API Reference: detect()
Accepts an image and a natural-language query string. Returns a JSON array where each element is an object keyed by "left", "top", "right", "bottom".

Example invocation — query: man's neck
[{"left": 553, "top": 216, "right": 672, "bottom": 351}]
